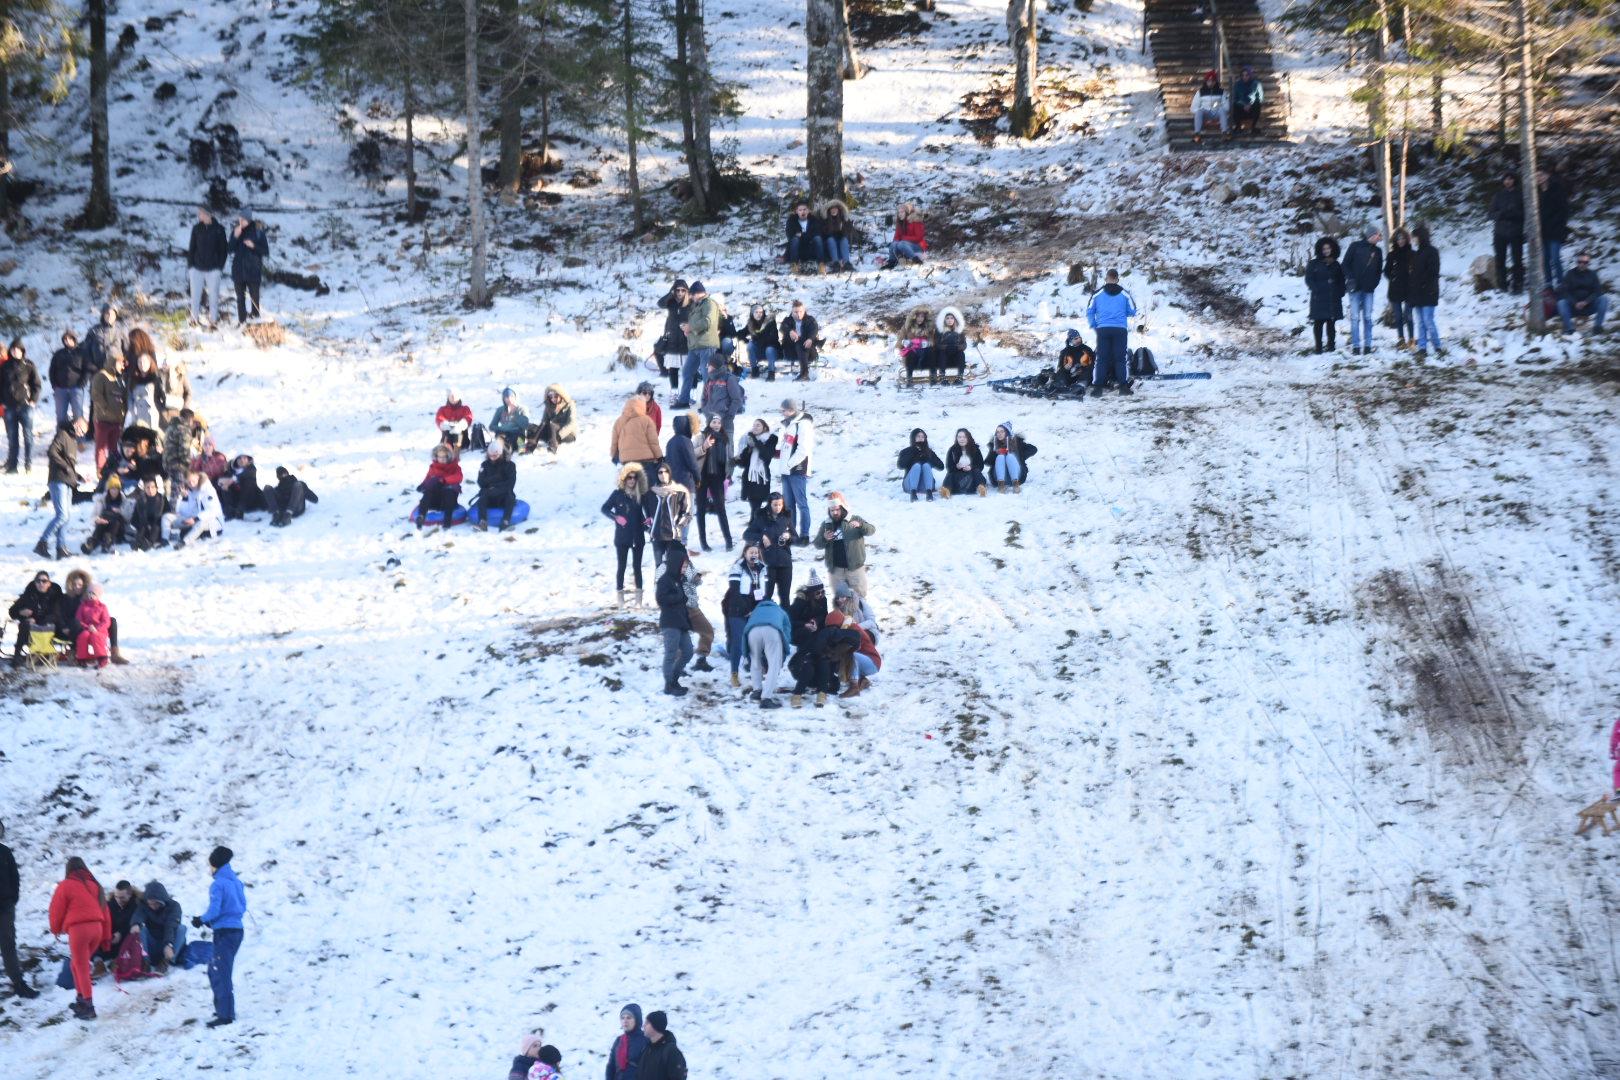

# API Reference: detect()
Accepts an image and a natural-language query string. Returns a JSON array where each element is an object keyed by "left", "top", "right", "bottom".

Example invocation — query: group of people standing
[
  {"left": 502, "top": 1004, "right": 688, "bottom": 1080},
  {"left": 1306, "top": 226, "right": 1443, "bottom": 355},
  {"left": 184, "top": 205, "right": 271, "bottom": 328}
]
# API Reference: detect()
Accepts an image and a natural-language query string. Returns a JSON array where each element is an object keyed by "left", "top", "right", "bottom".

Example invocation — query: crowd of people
[
  {"left": 1, "top": 825, "right": 246, "bottom": 1026},
  {"left": 412, "top": 384, "right": 577, "bottom": 529},
  {"left": 501, "top": 1005, "right": 689, "bottom": 1080},
  {"left": 8, "top": 566, "right": 126, "bottom": 669}
]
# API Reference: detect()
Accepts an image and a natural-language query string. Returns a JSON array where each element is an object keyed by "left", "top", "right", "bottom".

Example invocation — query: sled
[
  {"left": 1576, "top": 797, "right": 1620, "bottom": 836},
  {"left": 408, "top": 500, "right": 531, "bottom": 527},
  {"left": 1145, "top": 372, "right": 1212, "bottom": 381}
]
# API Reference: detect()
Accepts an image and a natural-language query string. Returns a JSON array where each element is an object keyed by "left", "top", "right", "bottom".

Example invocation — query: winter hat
[
  {"left": 707, "top": 354, "right": 724, "bottom": 370},
  {"left": 106, "top": 476, "right": 123, "bottom": 492},
  {"left": 502, "top": 386, "right": 516, "bottom": 400},
  {"left": 520, "top": 1034, "right": 543, "bottom": 1057},
  {"left": 208, "top": 845, "right": 233, "bottom": 869},
  {"left": 645, "top": 1011, "right": 669, "bottom": 1034},
  {"left": 826, "top": 491, "right": 849, "bottom": 513},
  {"left": 101, "top": 303, "right": 118, "bottom": 321},
  {"left": 781, "top": 397, "right": 802, "bottom": 412},
  {"left": 689, "top": 280, "right": 707, "bottom": 295},
  {"left": 807, "top": 570, "right": 824, "bottom": 590},
  {"left": 539, "top": 1046, "right": 562, "bottom": 1067},
  {"left": 834, "top": 583, "right": 856, "bottom": 600},
  {"left": 446, "top": 386, "right": 460, "bottom": 401},
  {"left": 1065, "top": 328, "right": 1081, "bottom": 344},
  {"left": 621, "top": 1004, "right": 643, "bottom": 1026},
  {"left": 636, "top": 381, "right": 656, "bottom": 396},
  {"left": 997, "top": 420, "right": 1014, "bottom": 439},
  {"left": 276, "top": 466, "right": 290, "bottom": 480}
]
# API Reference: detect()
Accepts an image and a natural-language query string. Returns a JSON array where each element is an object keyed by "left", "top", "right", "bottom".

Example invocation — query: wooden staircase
[{"left": 1145, "top": 0, "right": 1288, "bottom": 151}]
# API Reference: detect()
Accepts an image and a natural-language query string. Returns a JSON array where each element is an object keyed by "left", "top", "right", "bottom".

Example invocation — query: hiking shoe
[
  {"left": 206, "top": 1016, "right": 232, "bottom": 1028},
  {"left": 760, "top": 697, "right": 782, "bottom": 710},
  {"left": 692, "top": 657, "right": 714, "bottom": 672},
  {"left": 33, "top": 540, "right": 50, "bottom": 558},
  {"left": 663, "top": 681, "right": 689, "bottom": 697}
]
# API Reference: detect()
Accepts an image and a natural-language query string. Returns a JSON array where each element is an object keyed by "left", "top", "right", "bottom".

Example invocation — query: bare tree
[
  {"left": 1007, "top": 0, "right": 1042, "bottom": 139},
  {"left": 806, "top": 0, "right": 844, "bottom": 204},
  {"left": 82, "top": 0, "right": 114, "bottom": 227},
  {"left": 1512, "top": 0, "right": 1544, "bottom": 331},
  {"left": 464, "top": 0, "right": 489, "bottom": 305},
  {"left": 619, "top": 0, "right": 645, "bottom": 231},
  {"left": 837, "top": 0, "right": 863, "bottom": 80}
]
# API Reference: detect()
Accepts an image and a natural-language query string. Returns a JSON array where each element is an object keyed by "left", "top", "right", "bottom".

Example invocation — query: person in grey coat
[
  {"left": 699, "top": 355, "right": 745, "bottom": 452},
  {"left": 656, "top": 552, "right": 694, "bottom": 697}
]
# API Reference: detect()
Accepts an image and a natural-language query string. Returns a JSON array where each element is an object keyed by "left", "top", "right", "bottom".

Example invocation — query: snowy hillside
[{"left": 2, "top": 1, "right": 1619, "bottom": 1078}]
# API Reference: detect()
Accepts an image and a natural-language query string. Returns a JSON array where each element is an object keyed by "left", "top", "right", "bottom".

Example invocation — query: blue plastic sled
[{"left": 409, "top": 499, "right": 530, "bottom": 527}]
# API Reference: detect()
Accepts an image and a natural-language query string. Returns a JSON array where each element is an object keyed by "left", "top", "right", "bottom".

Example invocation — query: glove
[
  {"left": 191, "top": 916, "right": 204, "bottom": 929},
  {"left": 614, "top": 515, "right": 628, "bottom": 526}
]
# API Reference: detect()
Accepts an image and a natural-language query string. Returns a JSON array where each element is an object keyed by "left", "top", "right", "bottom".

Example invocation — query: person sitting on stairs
[
  {"left": 1231, "top": 66, "right": 1263, "bottom": 134},
  {"left": 1192, "top": 70, "right": 1229, "bottom": 142}
]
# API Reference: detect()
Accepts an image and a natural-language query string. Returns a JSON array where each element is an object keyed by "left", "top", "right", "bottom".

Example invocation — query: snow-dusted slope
[{"left": 2, "top": 2, "right": 1618, "bottom": 1078}]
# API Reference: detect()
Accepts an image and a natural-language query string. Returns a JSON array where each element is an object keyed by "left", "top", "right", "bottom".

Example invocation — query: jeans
[
  {"left": 991, "top": 454, "right": 1021, "bottom": 486},
  {"left": 725, "top": 615, "right": 747, "bottom": 673},
  {"left": 189, "top": 267, "right": 223, "bottom": 324},
  {"left": 1192, "top": 102, "right": 1228, "bottom": 133},
  {"left": 787, "top": 234, "right": 822, "bottom": 263},
  {"left": 142, "top": 921, "right": 187, "bottom": 967},
  {"left": 235, "top": 279, "right": 261, "bottom": 322},
  {"left": 888, "top": 240, "right": 923, "bottom": 263},
  {"left": 853, "top": 652, "right": 877, "bottom": 679},
  {"left": 40, "top": 480, "right": 68, "bottom": 548},
  {"left": 676, "top": 346, "right": 714, "bottom": 407},
  {"left": 1392, "top": 299, "right": 1415, "bottom": 341},
  {"left": 747, "top": 625, "right": 785, "bottom": 695},
  {"left": 1094, "top": 326, "right": 1129, "bottom": 385},
  {"left": 4, "top": 405, "right": 34, "bottom": 470},
  {"left": 1543, "top": 239, "right": 1564, "bottom": 286},
  {"left": 1558, "top": 295, "right": 1609, "bottom": 332},
  {"left": 1415, "top": 306, "right": 1441, "bottom": 351},
  {"left": 209, "top": 927, "right": 243, "bottom": 1021},
  {"left": 661, "top": 628, "right": 693, "bottom": 684},
  {"left": 781, "top": 473, "right": 811, "bottom": 538},
  {"left": 54, "top": 387, "right": 87, "bottom": 426},
  {"left": 903, "top": 462, "right": 936, "bottom": 494},
  {"left": 1347, "top": 291, "right": 1375, "bottom": 347},
  {"left": 823, "top": 235, "right": 851, "bottom": 265},
  {"left": 748, "top": 341, "right": 779, "bottom": 376}
]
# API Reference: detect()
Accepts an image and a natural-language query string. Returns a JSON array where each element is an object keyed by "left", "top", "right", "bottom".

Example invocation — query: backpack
[
  {"left": 114, "top": 930, "right": 152, "bottom": 982},
  {"left": 1129, "top": 347, "right": 1158, "bottom": 379}
]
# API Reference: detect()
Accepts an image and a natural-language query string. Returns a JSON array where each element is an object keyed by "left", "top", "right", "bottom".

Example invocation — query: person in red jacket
[
  {"left": 435, "top": 387, "right": 475, "bottom": 449},
  {"left": 48, "top": 857, "right": 112, "bottom": 1020},
  {"left": 636, "top": 381, "right": 663, "bottom": 436},
  {"left": 884, "top": 202, "right": 928, "bottom": 269},
  {"left": 414, "top": 443, "right": 463, "bottom": 526}
]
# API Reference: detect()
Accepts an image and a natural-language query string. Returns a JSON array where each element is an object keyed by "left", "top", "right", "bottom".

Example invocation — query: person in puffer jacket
[
  {"left": 473, "top": 441, "right": 518, "bottom": 531},
  {"left": 1086, "top": 270, "right": 1138, "bottom": 395},
  {"left": 138, "top": 880, "right": 186, "bottom": 971},
  {"left": 49, "top": 856, "right": 112, "bottom": 1020},
  {"left": 647, "top": 462, "right": 693, "bottom": 570},
  {"left": 603, "top": 463, "right": 657, "bottom": 600},
  {"left": 664, "top": 413, "right": 701, "bottom": 494},
  {"left": 984, "top": 421, "right": 1037, "bottom": 492},
  {"left": 163, "top": 470, "right": 224, "bottom": 546},
  {"left": 605, "top": 1003, "right": 650, "bottom": 1080},
  {"left": 896, "top": 427, "right": 942, "bottom": 500}
]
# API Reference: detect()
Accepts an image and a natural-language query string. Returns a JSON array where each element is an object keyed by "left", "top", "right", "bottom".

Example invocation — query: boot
[
  {"left": 692, "top": 657, "right": 714, "bottom": 672},
  {"left": 815, "top": 691, "right": 828, "bottom": 708},
  {"left": 940, "top": 487, "right": 951, "bottom": 500},
  {"left": 632, "top": 589, "right": 644, "bottom": 608},
  {"left": 760, "top": 697, "right": 781, "bottom": 710},
  {"left": 926, "top": 491, "right": 934, "bottom": 501},
  {"left": 841, "top": 676, "right": 868, "bottom": 699},
  {"left": 33, "top": 539, "right": 50, "bottom": 558},
  {"left": 81, "top": 539, "right": 96, "bottom": 555},
  {"left": 977, "top": 484, "right": 988, "bottom": 497},
  {"left": 910, "top": 492, "right": 918, "bottom": 502},
  {"left": 616, "top": 589, "right": 628, "bottom": 608},
  {"left": 791, "top": 694, "right": 804, "bottom": 708},
  {"left": 111, "top": 647, "right": 129, "bottom": 666},
  {"left": 55, "top": 545, "right": 70, "bottom": 561},
  {"left": 663, "top": 680, "right": 689, "bottom": 697},
  {"left": 1013, "top": 482, "right": 1022, "bottom": 494},
  {"left": 730, "top": 672, "right": 741, "bottom": 688},
  {"left": 995, "top": 482, "right": 1005, "bottom": 493}
]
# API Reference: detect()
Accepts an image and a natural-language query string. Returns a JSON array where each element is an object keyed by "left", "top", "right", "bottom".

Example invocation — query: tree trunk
[
  {"left": 464, "top": 0, "right": 489, "bottom": 306},
  {"left": 0, "top": 61, "right": 11, "bottom": 218},
  {"left": 621, "top": 0, "right": 645, "bottom": 231},
  {"left": 404, "top": 72, "right": 419, "bottom": 221},
  {"left": 1397, "top": 132, "right": 1409, "bottom": 229},
  {"left": 496, "top": 0, "right": 523, "bottom": 198},
  {"left": 1430, "top": 70, "right": 1443, "bottom": 143},
  {"left": 806, "top": 0, "right": 845, "bottom": 204},
  {"left": 84, "top": 0, "right": 115, "bottom": 228},
  {"left": 671, "top": 0, "right": 704, "bottom": 216},
  {"left": 837, "top": 0, "right": 864, "bottom": 80},
  {"left": 1513, "top": 0, "right": 1544, "bottom": 332},
  {"left": 1008, "top": 0, "right": 1041, "bottom": 139},
  {"left": 686, "top": 0, "right": 720, "bottom": 211},
  {"left": 1372, "top": 0, "right": 1393, "bottom": 241},
  {"left": 1497, "top": 55, "right": 1508, "bottom": 146}
]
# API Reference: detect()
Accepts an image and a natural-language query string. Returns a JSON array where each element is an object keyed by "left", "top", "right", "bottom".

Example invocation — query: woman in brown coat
[{"left": 610, "top": 395, "right": 661, "bottom": 473}]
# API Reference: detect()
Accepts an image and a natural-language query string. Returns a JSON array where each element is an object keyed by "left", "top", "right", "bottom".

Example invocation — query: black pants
[
  {"left": 86, "top": 518, "right": 127, "bottom": 550},
  {"left": 785, "top": 344, "right": 817, "bottom": 380},
  {"left": 416, "top": 479, "right": 459, "bottom": 520},
  {"left": 235, "top": 280, "right": 261, "bottom": 322},
  {"left": 651, "top": 538, "right": 683, "bottom": 572},
  {"left": 615, "top": 538, "right": 646, "bottom": 590},
  {"left": 477, "top": 488, "right": 515, "bottom": 525},
  {"left": 767, "top": 564, "right": 792, "bottom": 608},
  {"left": 1312, "top": 319, "right": 1336, "bottom": 351},
  {"left": 1493, "top": 235, "right": 1523, "bottom": 291},
  {"left": 695, "top": 481, "right": 731, "bottom": 548},
  {"left": 1233, "top": 102, "right": 1261, "bottom": 132},
  {"left": 0, "top": 902, "right": 25, "bottom": 991}
]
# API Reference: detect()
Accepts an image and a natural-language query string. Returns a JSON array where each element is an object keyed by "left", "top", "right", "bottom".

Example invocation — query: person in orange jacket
[{"left": 48, "top": 857, "right": 112, "bottom": 1020}]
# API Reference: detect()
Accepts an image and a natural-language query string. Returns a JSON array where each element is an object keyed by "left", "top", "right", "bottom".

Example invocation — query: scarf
[
  {"left": 615, "top": 1034, "right": 629, "bottom": 1072},
  {"left": 745, "top": 437, "right": 770, "bottom": 484}
]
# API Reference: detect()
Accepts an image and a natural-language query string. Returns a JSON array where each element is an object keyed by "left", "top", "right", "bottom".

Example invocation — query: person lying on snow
[
  {"left": 436, "top": 387, "right": 474, "bottom": 449},
  {"left": 473, "top": 441, "right": 517, "bottom": 532},
  {"left": 941, "top": 428, "right": 987, "bottom": 498},
  {"left": 267, "top": 466, "right": 318, "bottom": 527},
  {"left": 163, "top": 471, "right": 224, "bottom": 547},
  {"left": 414, "top": 443, "right": 462, "bottom": 527},
  {"left": 984, "top": 422, "right": 1036, "bottom": 493},
  {"left": 896, "top": 428, "right": 942, "bottom": 501}
]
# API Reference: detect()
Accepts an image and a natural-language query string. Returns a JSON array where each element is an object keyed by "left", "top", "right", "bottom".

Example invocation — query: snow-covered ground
[{"left": 2, "top": 1, "right": 1618, "bottom": 1077}]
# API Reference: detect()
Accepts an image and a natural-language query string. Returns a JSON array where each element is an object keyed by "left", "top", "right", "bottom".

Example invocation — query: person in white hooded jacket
[
  {"left": 773, "top": 398, "right": 815, "bottom": 543},
  {"left": 162, "top": 470, "right": 224, "bottom": 546}
]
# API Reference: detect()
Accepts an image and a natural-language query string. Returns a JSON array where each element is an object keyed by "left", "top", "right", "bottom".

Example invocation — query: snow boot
[
  {"left": 663, "top": 680, "right": 689, "bottom": 697},
  {"left": 841, "top": 676, "right": 870, "bottom": 699},
  {"left": 206, "top": 1016, "right": 232, "bottom": 1028},
  {"left": 54, "top": 545, "right": 70, "bottom": 561},
  {"left": 1013, "top": 482, "right": 1022, "bottom": 494},
  {"left": 475, "top": 520, "right": 488, "bottom": 532},
  {"left": 760, "top": 697, "right": 781, "bottom": 710},
  {"left": 926, "top": 491, "right": 934, "bottom": 501},
  {"left": 791, "top": 694, "right": 804, "bottom": 708},
  {"left": 692, "top": 657, "right": 714, "bottom": 672},
  {"left": 111, "top": 647, "right": 129, "bottom": 666},
  {"left": 910, "top": 492, "right": 918, "bottom": 502},
  {"left": 977, "top": 484, "right": 988, "bottom": 497},
  {"left": 1090, "top": 385, "right": 1105, "bottom": 398},
  {"left": 33, "top": 540, "right": 50, "bottom": 558},
  {"left": 815, "top": 692, "right": 828, "bottom": 708},
  {"left": 1119, "top": 384, "right": 1134, "bottom": 396},
  {"left": 939, "top": 487, "right": 951, "bottom": 500},
  {"left": 730, "top": 672, "right": 741, "bottom": 688}
]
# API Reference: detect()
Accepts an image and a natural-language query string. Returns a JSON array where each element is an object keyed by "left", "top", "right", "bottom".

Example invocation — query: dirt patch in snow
[{"left": 849, "top": 0, "right": 932, "bottom": 47}]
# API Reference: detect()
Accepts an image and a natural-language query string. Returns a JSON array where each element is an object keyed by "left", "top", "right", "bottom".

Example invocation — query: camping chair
[{"left": 27, "top": 628, "right": 66, "bottom": 672}]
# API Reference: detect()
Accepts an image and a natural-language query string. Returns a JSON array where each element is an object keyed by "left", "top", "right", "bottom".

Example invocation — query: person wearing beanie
[
  {"left": 474, "top": 440, "right": 518, "bottom": 532},
  {"left": 1191, "top": 68, "right": 1228, "bottom": 142},
  {"left": 507, "top": 1032, "right": 543, "bottom": 1080},
  {"left": 985, "top": 421, "right": 1037, "bottom": 493},
  {"left": 787, "top": 572, "right": 840, "bottom": 708},
  {"left": 1056, "top": 329, "right": 1094, "bottom": 390},
  {"left": 635, "top": 381, "right": 664, "bottom": 435},
  {"left": 639, "top": 1011, "right": 687, "bottom": 1080},
  {"left": 0, "top": 821, "right": 40, "bottom": 998},
  {"left": 436, "top": 388, "right": 474, "bottom": 448},
  {"left": 655, "top": 550, "right": 695, "bottom": 697},
  {"left": 606, "top": 1003, "right": 650, "bottom": 1080},
  {"left": 812, "top": 492, "right": 876, "bottom": 599},
  {"left": 527, "top": 1044, "right": 563, "bottom": 1080},
  {"left": 742, "top": 489, "right": 795, "bottom": 607},
  {"left": 772, "top": 398, "right": 815, "bottom": 541},
  {"left": 192, "top": 845, "right": 246, "bottom": 1027},
  {"left": 699, "top": 353, "right": 745, "bottom": 454},
  {"left": 489, "top": 387, "right": 531, "bottom": 455},
  {"left": 655, "top": 281, "right": 692, "bottom": 392},
  {"left": 674, "top": 281, "right": 718, "bottom": 409},
  {"left": 229, "top": 211, "right": 269, "bottom": 324},
  {"left": 83, "top": 474, "right": 131, "bottom": 552}
]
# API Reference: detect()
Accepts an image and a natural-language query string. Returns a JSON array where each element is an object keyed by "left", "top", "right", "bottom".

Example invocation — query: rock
[
  {"left": 1067, "top": 262, "right": 1087, "bottom": 285},
  {"left": 1470, "top": 255, "right": 1496, "bottom": 293},
  {"left": 1313, "top": 212, "right": 1348, "bottom": 237},
  {"left": 267, "top": 270, "right": 330, "bottom": 296},
  {"left": 1211, "top": 182, "right": 1237, "bottom": 205},
  {"left": 154, "top": 82, "right": 177, "bottom": 102},
  {"left": 1240, "top": 181, "right": 1262, "bottom": 198}
]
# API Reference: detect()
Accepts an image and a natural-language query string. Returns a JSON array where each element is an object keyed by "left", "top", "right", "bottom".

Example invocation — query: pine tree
[{"left": 80, "top": 0, "right": 113, "bottom": 228}]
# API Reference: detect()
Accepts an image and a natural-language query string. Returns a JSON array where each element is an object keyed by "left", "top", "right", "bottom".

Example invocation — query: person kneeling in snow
[
  {"left": 163, "top": 471, "right": 224, "bottom": 547},
  {"left": 896, "top": 428, "right": 942, "bottom": 501},
  {"left": 267, "top": 467, "right": 317, "bottom": 526},
  {"left": 474, "top": 442, "right": 517, "bottom": 532},
  {"left": 415, "top": 443, "right": 463, "bottom": 527},
  {"left": 984, "top": 422, "right": 1036, "bottom": 493},
  {"left": 138, "top": 881, "right": 185, "bottom": 973},
  {"left": 827, "top": 585, "right": 881, "bottom": 699}
]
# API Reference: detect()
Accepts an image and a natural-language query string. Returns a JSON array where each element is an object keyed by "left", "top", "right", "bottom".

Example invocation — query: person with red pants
[{"left": 48, "top": 856, "right": 112, "bottom": 1020}]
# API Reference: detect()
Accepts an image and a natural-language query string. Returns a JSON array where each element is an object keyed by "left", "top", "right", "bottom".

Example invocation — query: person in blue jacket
[
  {"left": 742, "top": 597, "right": 792, "bottom": 707},
  {"left": 1086, "top": 269, "right": 1138, "bottom": 396},
  {"left": 138, "top": 880, "right": 187, "bottom": 972},
  {"left": 606, "top": 1003, "right": 650, "bottom": 1080},
  {"left": 664, "top": 413, "right": 700, "bottom": 494},
  {"left": 191, "top": 845, "right": 246, "bottom": 1027}
]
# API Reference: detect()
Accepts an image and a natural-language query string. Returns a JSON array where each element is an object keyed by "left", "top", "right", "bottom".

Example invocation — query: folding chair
[{"left": 27, "top": 629, "right": 64, "bottom": 673}]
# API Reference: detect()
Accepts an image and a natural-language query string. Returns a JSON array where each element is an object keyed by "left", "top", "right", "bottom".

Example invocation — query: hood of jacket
[
  {"left": 620, "top": 1003, "right": 643, "bottom": 1027},
  {"left": 935, "top": 306, "right": 966, "bottom": 334},
  {"left": 1102, "top": 282, "right": 1122, "bottom": 295},
  {"left": 620, "top": 397, "right": 648, "bottom": 421},
  {"left": 543, "top": 384, "right": 575, "bottom": 412},
  {"left": 673, "top": 413, "right": 694, "bottom": 438},
  {"left": 143, "top": 881, "right": 171, "bottom": 905},
  {"left": 618, "top": 462, "right": 648, "bottom": 491},
  {"left": 820, "top": 198, "right": 850, "bottom": 219}
]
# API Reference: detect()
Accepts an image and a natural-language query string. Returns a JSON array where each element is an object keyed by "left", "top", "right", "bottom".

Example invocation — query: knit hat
[
  {"left": 502, "top": 386, "right": 516, "bottom": 400},
  {"left": 208, "top": 845, "right": 233, "bottom": 869},
  {"left": 780, "top": 397, "right": 802, "bottom": 412},
  {"left": 645, "top": 1011, "right": 668, "bottom": 1034},
  {"left": 106, "top": 476, "right": 123, "bottom": 491},
  {"left": 998, "top": 420, "right": 1014, "bottom": 439},
  {"left": 834, "top": 583, "right": 855, "bottom": 600},
  {"left": 446, "top": 386, "right": 460, "bottom": 401},
  {"left": 807, "top": 570, "right": 824, "bottom": 590},
  {"left": 1065, "top": 328, "right": 1081, "bottom": 344},
  {"left": 636, "top": 381, "right": 656, "bottom": 395},
  {"left": 689, "top": 280, "right": 707, "bottom": 295}
]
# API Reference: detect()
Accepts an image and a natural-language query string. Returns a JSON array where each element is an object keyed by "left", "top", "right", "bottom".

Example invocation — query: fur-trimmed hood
[
  {"left": 543, "top": 383, "right": 576, "bottom": 412},
  {"left": 820, "top": 198, "right": 851, "bottom": 220},
  {"left": 617, "top": 462, "right": 649, "bottom": 491},
  {"left": 936, "top": 306, "right": 966, "bottom": 334}
]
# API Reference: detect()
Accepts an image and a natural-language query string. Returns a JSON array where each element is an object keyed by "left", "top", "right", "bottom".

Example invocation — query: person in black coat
[
  {"left": 0, "top": 821, "right": 38, "bottom": 997},
  {"left": 9, "top": 571, "right": 64, "bottom": 665},
  {"left": 733, "top": 419, "right": 776, "bottom": 518},
  {"left": 1410, "top": 224, "right": 1444, "bottom": 354},
  {"left": 1340, "top": 228, "right": 1383, "bottom": 354},
  {"left": 743, "top": 492, "right": 795, "bottom": 606},
  {"left": 228, "top": 210, "right": 270, "bottom": 323},
  {"left": 130, "top": 476, "right": 167, "bottom": 550},
  {"left": 187, "top": 207, "right": 229, "bottom": 327},
  {"left": 783, "top": 201, "right": 823, "bottom": 266},
  {"left": 1384, "top": 228, "right": 1415, "bottom": 349},
  {"left": 138, "top": 880, "right": 186, "bottom": 971},
  {"left": 741, "top": 305, "right": 781, "bottom": 379},
  {"left": 472, "top": 442, "right": 518, "bottom": 532},
  {"left": 778, "top": 301, "right": 820, "bottom": 382},
  {"left": 1, "top": 340, "right": 41, "bottom": 473},
  {"left": 47, "top": 331, "right": 91, "bottom": 428},
  {"left": 603, "top": 463, "right": 657, "bottom": 598},
  {"left": 654, "top": 280, "right": 691, "bottom": 390},
  {"left": 941, "top": 429, "right": 987, "bottom": 498},
  {"left": 1489, "top": 175, "right": 1524, "bottom": 293},
  {"left": 638, "top": 1012, "right": 687, "bottom": 1080},
  {"left": 606, "top": 1004, "right": 650, "bottom": 1080},
  {"left": 217, "top": 453, "right": 266, "bottom": 519},
  {"left": 267, "top": 467, "right": 318, "bottom": 527},
  {"left": 1056, "top": 329, "right": 1094, "bottom": 389},
  {"left": 1304, "top": 236, "right": 1346, "bottom": 354},
  {"left": 664, "top": 413, "right": 700, "bottom": 494},
  {"left": 897, "top": 427, "right": 942, "bottom": 501},
  {"left": 1537, "top": 166, "right": 1570, "bottom": 286},
  {"left": 693, "top": 414, "right": 732, "bottom": 551},
  {"left": 656, "top": 554, "right": 695, "bottom": 696}
]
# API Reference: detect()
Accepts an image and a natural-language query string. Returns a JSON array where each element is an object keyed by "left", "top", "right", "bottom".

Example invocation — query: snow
[{"left": 1, "top": 0, "right": 1618, "bottom": 1077}]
